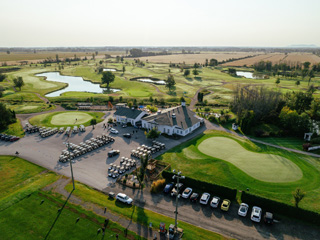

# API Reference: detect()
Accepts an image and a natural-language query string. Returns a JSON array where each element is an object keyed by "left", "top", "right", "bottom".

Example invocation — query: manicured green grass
[
  {"left": 2, "top": 119, "right": 25, "bottom": 137},
  {"left": 156, "top": 130, "right": 320, "bottom": 213},
  {"left": 29, "top": 111, "right": 104, "bottom": 128},
  {"left": 5, "top": 103, "right": 55, "bottom": 114},
  {"left": 0, "top": 155, "right": 143, "bottom": 240},
  {"left": 198, "top": 137, "right": 302, "bottom": 182},
  {"left": 65, "top": 182, "right": 228, "bottom": 240}
]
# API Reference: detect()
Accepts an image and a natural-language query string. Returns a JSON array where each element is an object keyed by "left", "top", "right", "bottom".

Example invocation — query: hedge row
[
  {"left": 162, "top": 171, "right": 237, "bottom": 200},
  {"left": 241, "top": 191, "right": 320, "bottom": 226}
]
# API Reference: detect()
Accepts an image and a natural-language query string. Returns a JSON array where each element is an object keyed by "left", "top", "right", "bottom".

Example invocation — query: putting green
[
  {"left": 198, "top": 137, "right": 303, "bottom": 182},
  {"left": 50, "top": 112, "right": 92, "bottom": 125}
]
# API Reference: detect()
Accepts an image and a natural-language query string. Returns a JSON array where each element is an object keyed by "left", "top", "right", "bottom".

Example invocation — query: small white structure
[
  {"left": 232, "top": 123, "right": 239, "bottom": 131},
  {"left": 304, "top": 133, "right": 313, "bottom": 141}
]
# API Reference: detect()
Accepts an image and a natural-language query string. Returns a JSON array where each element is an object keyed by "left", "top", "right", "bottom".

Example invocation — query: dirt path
[
  {"left": 43, "top": 176, "right": 158, "bottom": 240},
  {"left": 150, "top": 84, "right": 164, "bottom": 94}
]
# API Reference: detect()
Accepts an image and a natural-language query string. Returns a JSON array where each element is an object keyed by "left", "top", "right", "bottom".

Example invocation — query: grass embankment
[
  {"left": 65, "top": 182, "right": 228, "bottom": 240},
  {"left": 2, "top": 119, "right": 25, "bottom": 137},
  {"left": 29, "top": 111, "right": 104, "bottom": 128},
  {"left": 0, "top": 155, "right": 143, "bottom": 240},
  {"left": 156, "top": 130, "right": 320, "bottom": 213}
]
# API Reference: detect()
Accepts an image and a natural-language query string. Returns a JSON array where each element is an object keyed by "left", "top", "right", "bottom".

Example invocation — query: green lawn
[
  {"left": 156, "top": 130, "right": 320, "bottom": 213},
  {"left": 198, "top": 137, "right": 302, "bottom": 182},
  {"left": 65, "top": 182, "right": 228, "bottom": 240},
  {"left": 29, "top": 111, "right": 105, "bottom": 128},
  {"left": 2, "top": 119, "right": 25, "bottom": 137},
  {"left": 0, "top": 155, "right": 144, "bottom": 240},
  {"left": 5, "top": 102, "right": 55, "bottom": 114}
]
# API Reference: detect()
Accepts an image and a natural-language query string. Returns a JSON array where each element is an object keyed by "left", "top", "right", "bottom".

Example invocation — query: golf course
[{"left": 157, "top": 130, "right": 320, "bottom": 213}]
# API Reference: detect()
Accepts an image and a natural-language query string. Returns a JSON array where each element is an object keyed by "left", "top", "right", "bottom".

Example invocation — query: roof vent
[
  {"left": 157, "top": 110, "right": 161, "bottom": 115},
  {"left": 172, "top": 113, "right": 176, "bottom": 118}
]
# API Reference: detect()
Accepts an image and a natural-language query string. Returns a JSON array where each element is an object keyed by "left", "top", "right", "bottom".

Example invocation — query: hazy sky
[{"left": 1, "top": 0, "right": 319, "bottom": 47}]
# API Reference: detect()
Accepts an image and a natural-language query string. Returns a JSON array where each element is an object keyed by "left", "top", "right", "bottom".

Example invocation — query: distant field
[
  {"left": 222, "top": 52, "right": 320, "bottom": 67},
  {"left": 0, "top": 51, "right": 125, "bottom": 65},
  {"left": 134, "top": 52, "right": 261, "bottom": 64}
]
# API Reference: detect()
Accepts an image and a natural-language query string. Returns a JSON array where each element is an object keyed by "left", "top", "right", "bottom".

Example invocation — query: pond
[
  {"left": 236, "top": 71, "right": 264, "bottom": 79},
  {"left": 136, "top": 78, "right": 166, "bottom": 85},
  {"left": 36, "top": 72, "right": 120, "bottom": 97},
  {"left": 103, "top": 68, "right": 117, "bottom": 72}
]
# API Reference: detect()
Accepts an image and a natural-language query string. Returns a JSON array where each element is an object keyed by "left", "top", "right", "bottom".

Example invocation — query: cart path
[
  {"left": 189, "top": 88, "right": 213, "bottom": 110},
  {"left": 43, "top": 176, "right": 178, "bottom": 240}
]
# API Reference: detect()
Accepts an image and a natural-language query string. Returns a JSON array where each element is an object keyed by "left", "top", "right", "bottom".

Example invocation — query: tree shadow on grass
[{"left": 194, "top": 77, "right": 202, "bottom": 82}]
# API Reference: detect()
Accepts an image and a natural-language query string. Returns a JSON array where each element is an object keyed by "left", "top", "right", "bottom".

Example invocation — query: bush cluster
[
  {"left": 241, "top": 191, "right": 320, "bottom": 226},
  {"left": 150, "top": 179, "right": 166, "bottom": 193},
  {"left": 162, "top": 171, "right": 237, "bottom": 200}
]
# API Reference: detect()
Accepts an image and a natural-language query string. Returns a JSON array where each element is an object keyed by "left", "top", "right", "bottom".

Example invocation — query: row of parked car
[
  {"left": 163, "top": 183, "right": 274, "bottom": 224},
  {"left": 0, "top": 133, "right": 20, "bottom": 142}
]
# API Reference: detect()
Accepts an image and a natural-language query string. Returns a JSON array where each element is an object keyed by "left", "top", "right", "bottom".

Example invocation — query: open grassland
[
  {"left": 65, "top": 182, "right": 228, "bottom": 240},
  {"left": 0, "top": 155, "right": 142, "bottom": 240},
  {"left": 132, "top": 52, "right": 262, "bottom": 64},
  {"left": 2, "top": 119, "right": 25, "bottom": 137},
  {"left": 156, "top": 130, "right": 320, "bottom": 213},
  {"left": 222, "top": 52, "right": 320, "bottom": 67},
  {"left": 198, "top": 137, "right": 302, "bottom": 182},
  {"left": 4, "top": 102, "right": 55, "bottom": 114},
  {"left": 29, "top": 111, "right": 104, "bottom": 128}
]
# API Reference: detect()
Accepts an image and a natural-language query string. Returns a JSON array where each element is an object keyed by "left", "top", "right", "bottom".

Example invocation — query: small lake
[
  {"left": 236, "top": 71, "right": 264, "bottom": 79},
  {"left": 36, "top": 72, "right": 120, "bottom": 97},
  {"left": 136, "top": 78, "right": 166, "bottom": 85},
  {"left": 103, "top": 68, "right": 117, "bottom": 72}
]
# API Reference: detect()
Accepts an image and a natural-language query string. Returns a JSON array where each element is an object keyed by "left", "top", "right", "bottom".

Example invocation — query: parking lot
[{"left": 0, "top": 111, "right": 205, "bottom": 190}]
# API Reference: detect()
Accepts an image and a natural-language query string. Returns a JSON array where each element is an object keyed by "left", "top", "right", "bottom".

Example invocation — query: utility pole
[{"left": 172, "top": 169, "right": 185, "bottom": 233}]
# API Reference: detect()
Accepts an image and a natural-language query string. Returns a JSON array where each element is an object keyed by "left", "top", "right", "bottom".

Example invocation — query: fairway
[
  {"left": 198, "top": 137, "right": 302, "bottom": 182},
  {"left": 51, "top": 112, "right": 92, "bottom": 125}
]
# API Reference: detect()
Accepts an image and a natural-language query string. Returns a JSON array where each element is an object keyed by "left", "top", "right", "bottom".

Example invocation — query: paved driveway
[{"left": 0, "top": 111, "right": 206, "bottom": 190}]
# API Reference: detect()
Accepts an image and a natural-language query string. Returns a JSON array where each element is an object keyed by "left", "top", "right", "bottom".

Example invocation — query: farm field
[
  {"left": 29, "top": 111, "right": 105, "bottom": 128},
  {"left": 156, "top": 130, "right": 320, "bottom": 213},
  {"left": 134, "top": 52, "right": 261, "bottom": 64},
  {"left": 222, "top": 52, "right": 320, "bottom": 67},
  {"left": 0, "top": 51, "right": 125, "bottom": 65},
  {"left": 0, "top": 155, "right": 143, "bottom": 240}
]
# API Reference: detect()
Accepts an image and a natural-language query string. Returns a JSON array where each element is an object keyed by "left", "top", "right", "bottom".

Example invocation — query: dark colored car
[
  {"left": 264, "top": 212, "right": 274, "bottom": 225},
  {"left": 5, "top": 135, "right": 12, "bottom": 141},
  {"left": 108, "top": 150, "right": 120, "bottom": 157},
  {"left": 10, "top": 136, "right": 20, "bottom": 142},
  {"left": 123, "top": 133, "right": 131, "bottom": 138},
  {"left": 190, "top": 193, "right": 199, "bottom": 202},
  {"left": 1, "top": 134, "right": 7, "bottom": 140},
  {"left": 163, "top": 183, "right": 174, "bottom": 194}
]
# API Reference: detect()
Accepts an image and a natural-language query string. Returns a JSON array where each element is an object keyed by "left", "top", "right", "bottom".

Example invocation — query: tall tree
[
  {"left": 122, "top": 65, "right": 126, "bottom": 73},
  {"left": 0, "top": 86, "right": 4, "bottom": 97},
  {"left": 209, "top": 58, "right": 218, "bottom": 66},
  {"left": 165, "top": 74, "right": 176, "bottom": 91},
  {"left": 192, "top": 68, "right": 199, "bottom": 76},
  {"left": 303, "top": 61, "right": 311, "bottom": 70},
  {"left": 13, "top": 76, "right": 24, "bottom": 91},
  {"left": 183, "top": 69, "right": 190, "bottom": 77},
  {"left": 308, "top": 70, "right": 315, "bottom": 86},
  {"left": 101, "top": 71, "right": 115, "bottom": 88},
  {"left": 90, "top": 118, "right": 97, "bottom": 129}
]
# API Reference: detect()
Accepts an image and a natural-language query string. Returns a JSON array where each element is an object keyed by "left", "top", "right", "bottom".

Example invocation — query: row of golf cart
[
  {"left": 131, "top": 142, "right": 165, "bottom": 159},
  {"left": 65, "top": 125, "right": 86, "bottom": 135},
  {"left": 108, "top": 157, "right": 137, "bottom": 178},
  {"left": 39, "top": 127, "right": 58, "bottom": 138},
  {"left": 59, "top": 134, "right": 115, "bottom": 163}
]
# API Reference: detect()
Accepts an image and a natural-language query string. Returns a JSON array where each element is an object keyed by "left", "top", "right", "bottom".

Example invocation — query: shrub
[
  {"left": 150, "top": 179, "right": 166, "bottom": 193},
  {"left": 162, "top": 171, "right": 237, "bottom": 200},
  {"left": 123, "top": 179, "right": 127, "bottom": 184},
  {"left": 241, "top": 191, "right": 320, "bottom": 226},
  {"left": 108, "top": 118, "right": 113, "bottom": 123}
]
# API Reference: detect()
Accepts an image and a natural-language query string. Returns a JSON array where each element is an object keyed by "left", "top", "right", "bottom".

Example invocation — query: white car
[
  {"left": 116, "top": 193, "right": 133, "bottom": 205},
  {"left": 251, "top": 206, "right": 262, "bottom": 222},
  {"left": 199, "top": 193, "right": 210, "bottom": 205},
  {"left": 238, "top": 203, "right": 249, "bottom": 217},
  {"left": 210, "top": 196, "right": 220, "bottom": 208},
  {"left": 110, "top": 129, "right": 119, "bottom": 134},
  {"left": 181, "top": 187, "right": 193, "bottom": 199}
]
